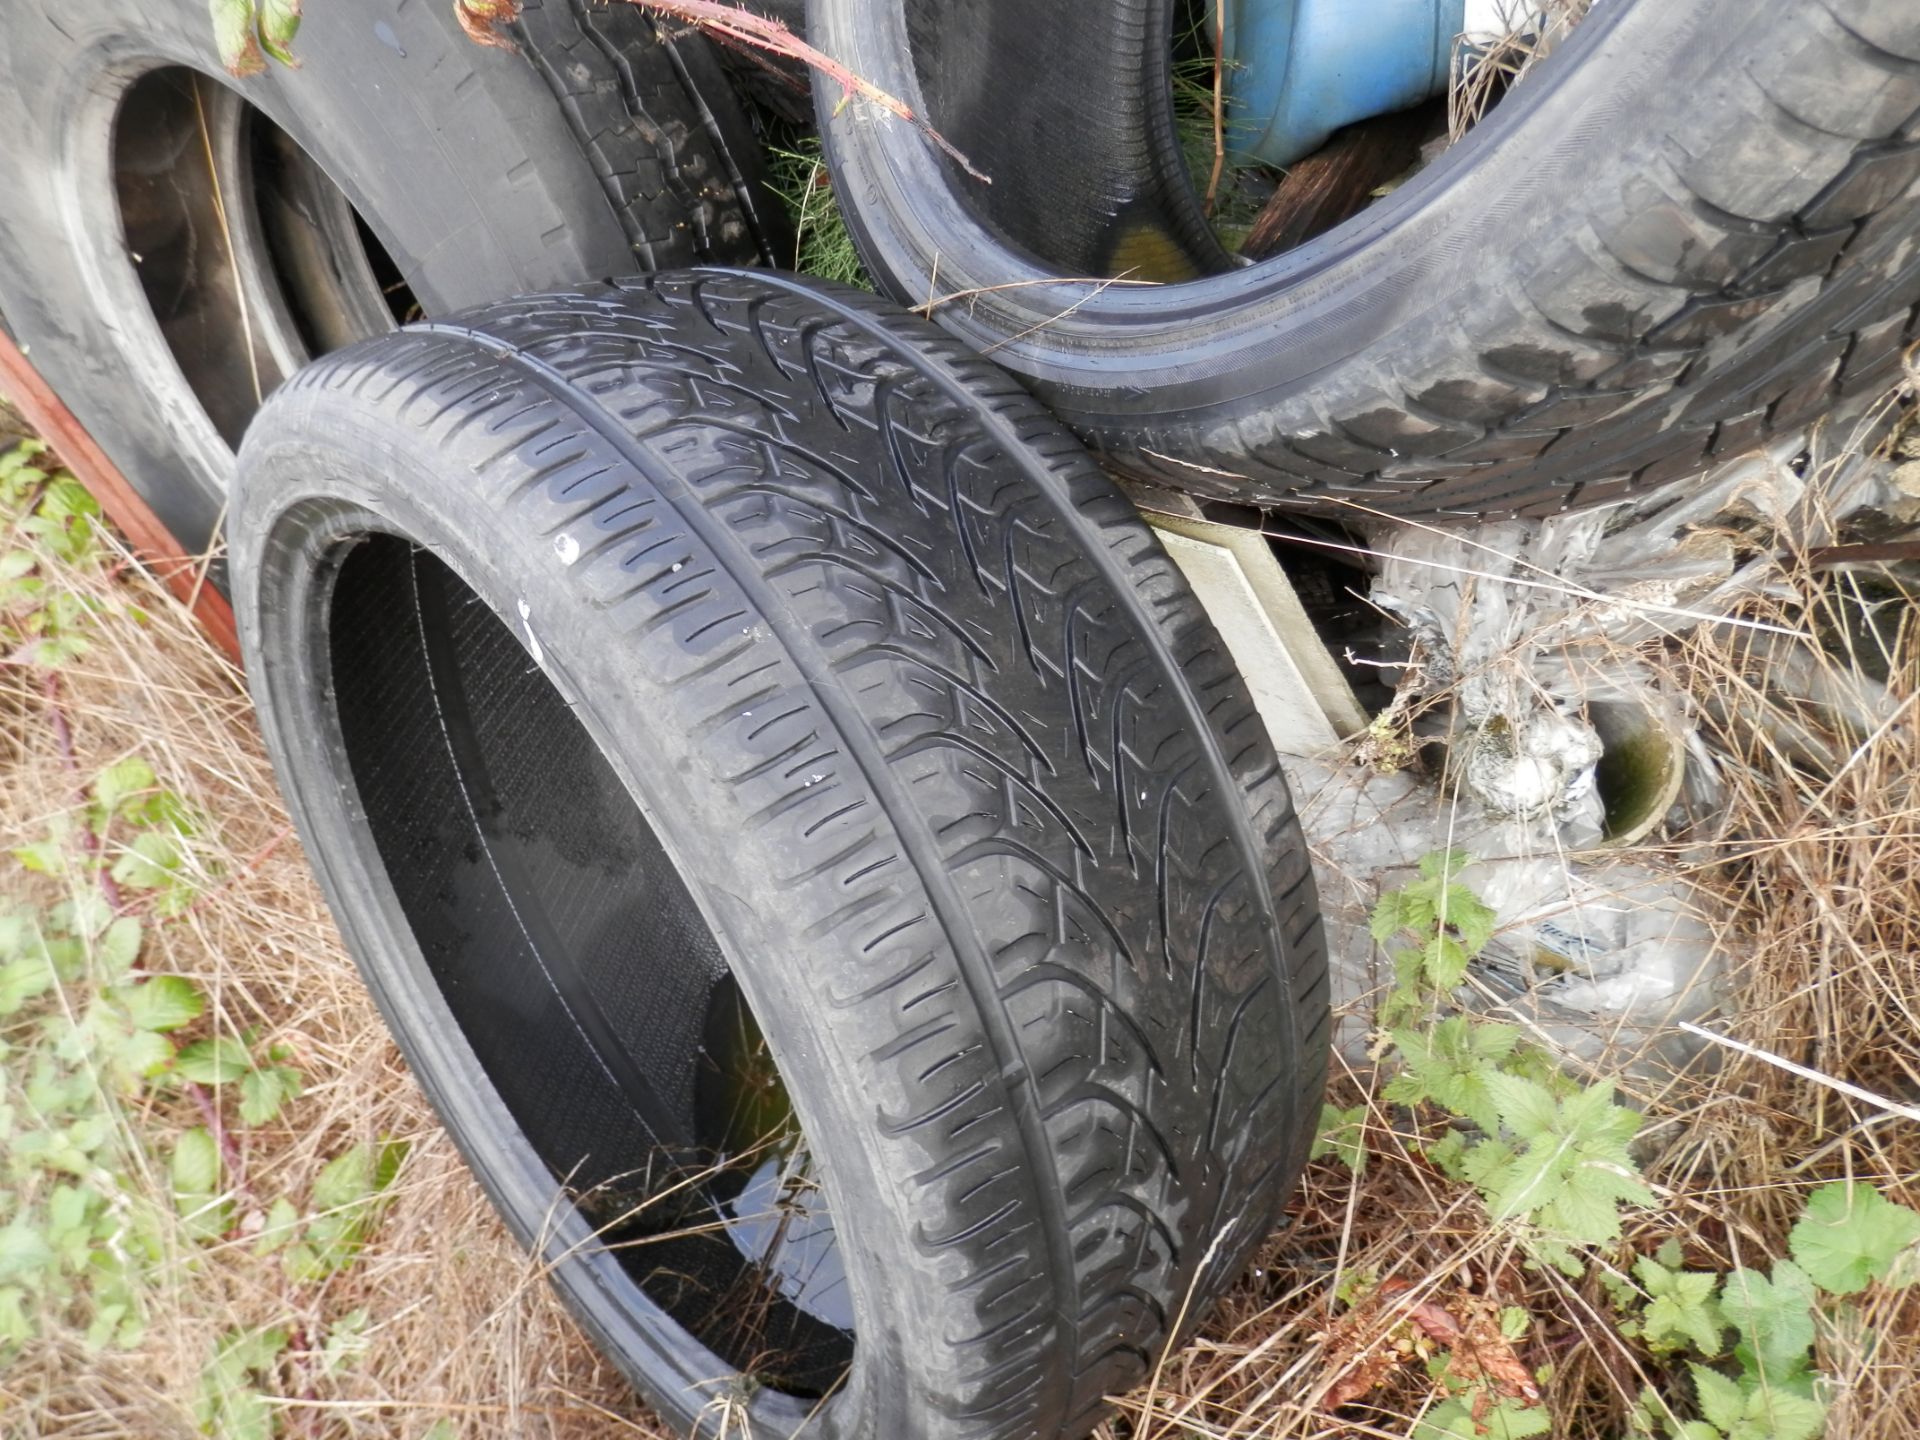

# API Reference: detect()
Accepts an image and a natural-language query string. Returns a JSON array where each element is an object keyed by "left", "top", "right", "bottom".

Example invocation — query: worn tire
[
  {"left": 816, "top": 0, "right": 1920, "bottom": 518},
  {"left": 0, "top": 0, "right": 784, "bottom": 556},
  {"left": 232, "top": 272, "right": 1329, "bottom": 1439}
]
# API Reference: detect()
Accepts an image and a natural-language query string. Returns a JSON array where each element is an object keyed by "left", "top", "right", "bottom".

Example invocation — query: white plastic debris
[{"left": 1287, "top": 755, "right": 1722, "bottom": 1068}]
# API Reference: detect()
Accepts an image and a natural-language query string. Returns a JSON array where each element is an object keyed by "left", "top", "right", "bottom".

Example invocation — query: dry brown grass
[
  {"left": 1105, "top": 399, "right": 1920, "bottom": 1439},
  {"left": 0, "top": 521, "right": 667, "bottom": 1437},
  {"left": 2, "top": 391, "right": 1916, "bottom": 1439}
]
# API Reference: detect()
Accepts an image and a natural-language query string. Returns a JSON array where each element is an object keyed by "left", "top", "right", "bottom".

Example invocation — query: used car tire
[
  {"left": 0, "top": 0, "right": 786, "bottom": 556},
  {"left": 814, "top": 0, "right": 1920, "bottom": 518},
  {"left": 232, "top": 271, "right": 1330, "bottom": 1439}
]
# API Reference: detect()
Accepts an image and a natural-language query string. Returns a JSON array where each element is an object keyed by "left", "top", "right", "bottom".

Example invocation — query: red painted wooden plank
[{"left": 0, "top": 329, "right": 243, "bottom": 665}]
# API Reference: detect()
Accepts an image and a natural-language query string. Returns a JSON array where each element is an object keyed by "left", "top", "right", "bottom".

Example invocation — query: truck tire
[
  {"left": 232, "top": 271, "right": 1329, "bottom": 1440},
  {"left": 814, "top": 0, "right": 1920, "bottom": 518},
  {"left": 0, "top": 0, "right": 785, "bottom": 557}
]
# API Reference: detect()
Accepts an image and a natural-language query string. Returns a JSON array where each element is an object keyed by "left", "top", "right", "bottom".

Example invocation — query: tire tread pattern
[{"left": 263, "top": 271, "right": 1327, "bottom": 1439}]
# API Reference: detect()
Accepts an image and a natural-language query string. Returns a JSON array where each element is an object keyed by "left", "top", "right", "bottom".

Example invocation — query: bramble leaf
[
  {"left": 123, "top": 975, "right": 203, "bottom": 1032},
  {"left": 1789, "top": 1182, "right": 1920, "bottom": 1296},
  {"left": 176, "top": 1036, "right": 251, "bottom": 1086},
  {"left": 238, "top": 1064, "right": 302, "bottom": 1126}
]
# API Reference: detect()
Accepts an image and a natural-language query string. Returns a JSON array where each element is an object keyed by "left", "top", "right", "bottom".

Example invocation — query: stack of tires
[{"left": 1, "top": 1, "right": 1913, "bottom": 1436}]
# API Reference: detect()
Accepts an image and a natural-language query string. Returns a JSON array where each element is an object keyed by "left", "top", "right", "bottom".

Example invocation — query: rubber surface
[
  {"left": 0, "top": 0, "right": 782, "bottom": 555},
  {"left": 233, "top": 271, "right": 1329, "bottom": 1440},
  {"left": 816, "top": 0, "right": 1920, "bottom": 518}
]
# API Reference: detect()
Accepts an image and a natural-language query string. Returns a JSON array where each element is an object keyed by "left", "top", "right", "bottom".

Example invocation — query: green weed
[
  {"left": 1342, "top": 850, "right": 1920, "bottom": 1440},
  {"left": 0, "top": 439, "right": 406, "bottom": 1437}
]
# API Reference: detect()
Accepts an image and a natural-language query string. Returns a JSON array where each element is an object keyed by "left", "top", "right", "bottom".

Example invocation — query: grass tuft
[{"left": 765, "top": 138, "right": 870, "bottom": 290}]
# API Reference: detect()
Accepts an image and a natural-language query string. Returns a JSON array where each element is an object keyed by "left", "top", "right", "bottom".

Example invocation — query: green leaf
[
  {"left": 313, "top": 1144, "right": 375, "bottom": 1213},
  {"left": 1470, "top": 1079, "right": 1651, "bottom": 1246},
  {"left": 0, "top": 954, "right": 55, "bottom": 1015},
  {"left": 1637, "top": 1255, "right": 1724, "bottom": 1356},
  {"left": 95, "top": 917, "right": 143, "bottom": 981},
  {"left": 1691, "top": 1364, "right": 1746, "bottom": 1434},
  {"left": 1484, "top": 1071, "right": 1560, "bottom": 1141},
  {"left": 112, "top": 1028, "right": 176, "bottom": 1087},
  {"left": 1789, "top": 1182, "right": 1920, "bottom": 1295},
  {"left": 1422, "top": 932, "right": 1472, "bottom": 989},
  {"left": 12, "top": 840, "right": 65, "bottom": 877},
  {"left": 1738, "top": 1386, "right": 1827, "bottom": 1440},
  {"left": 1414, "top": 1394, "right": 1550, "bottom": 1440},
  {"left": 373, "top": 1139, "right": 409, "bottom": 1194},
  {"left": 0, "top": 1222, "right": 55, "bottom": 1283},
  {"left": 319, "top": 1308, "right": 369, "bottom": 1376},
  {"left": 257, "top": 0, "right": 302, "bottom": 65},
  {"left": 238, "top": 1064, "right": 302, "bottom": 1126},
  {"left": 110, "top": 831, "right": 181, "bottom": 892},
  {"left": 175, "top": 1036, "right": 251, "bottom": 1086},
  {"left": 1370, "top": 888, "right": 1414, "bottom": 943},
  {"left": 209, "top": 0, "right": 267, "bottom": 76},
  {"left": 253, "top": 1197, "right": 302, "bottom": 1257},
  {"left": 92, "top": 758, "right": 155, "bottom": 820},
  {"left": 123, "top": 975, "right": 203, "bottom": 1032},
  {"left": 1419, "top": 849, "right": 1473, "bottom": 882},
  {"left": 1384, "top": 1016, "right": 1520, "bottom": 1134},
  {"left": 1720, "top": 1262, "right": 1816, "bottom": 1374},
  {"left": 171, "top": 1127, "right": 222, "bottom": 1199},
  {"left": 1309, "top": 1103, "right": 1369, "bottom": 1174}
]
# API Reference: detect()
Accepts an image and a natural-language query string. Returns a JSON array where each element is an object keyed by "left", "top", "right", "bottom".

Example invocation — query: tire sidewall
[
  {"left": 0, "top": 0, "right": 635, "bottom": 551},
  {"left": 813, "top": 0, "right": 1710, "bottom": 411},
  {"left": 232, "top": 390, "right": 962, "bottom": 1440}
]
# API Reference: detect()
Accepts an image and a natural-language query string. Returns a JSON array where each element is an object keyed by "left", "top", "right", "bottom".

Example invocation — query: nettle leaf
[
  {"left": 1422, "top": 933, "right": 1472, "bottom": 990},
  {"left": 1720, "top": 1262, "right": 1816, "bottom": 1374},
  {"left": 1310, "top": 1103, "right": 1369, "bottom": 1174},
  {"left": 57, "top": 890, "right": 114, "bottom": 939},
  {"left": 1635, "top": 1255, "right": 1724, "bottom": 1356},
  {"left": 12, "top": 840, "right": 66, "bottom": 877},
  {"left": 1691, "top": 1362, "right": 1827, "bottom": 1440},
  {"left": 1789, "top": 1182, "right": 1920, "bottom": 1296},
  {"left": 1414, "top": 1394, "right": 1550, "bottom": 1440},
  {"left": 1384, "top": 1016, "right": 1520, "bottom": 1134},
  {"left": 0, "top": 1222, "right": 55, "bottom": 1284},
  {"left": 1418, "top": 848, "right": 1473, "bottom": 882},
  {"left": 1690, "top": 1364, "right": 1745, "bottom": 1434},
  {"left": 197, "top": 1326, "right": 289, "bottom": 1440},
  {"left": 175, "top": 1036, "right": 251, "bottom": 1086},
  {"left": 1370, "top": 887, "right": 1418, "bottom": 943},
  {"left": 1484, "top": 1071, "right": 1560, "bottom": 1141},
  {"left": 123, "top": 975, "right": 204, "bottom": 1032},
  {"left": 1474, "top": 1081, "right": 1652, "bottom": 1246}
]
